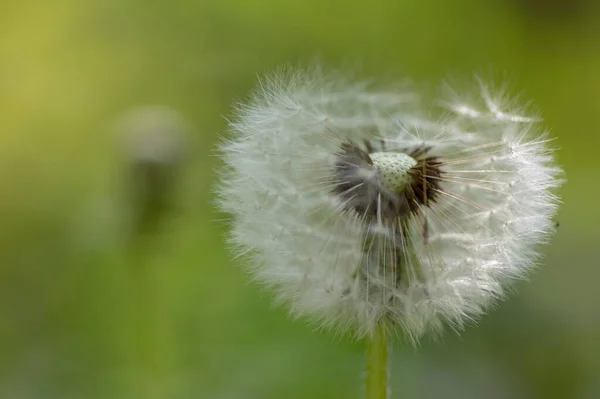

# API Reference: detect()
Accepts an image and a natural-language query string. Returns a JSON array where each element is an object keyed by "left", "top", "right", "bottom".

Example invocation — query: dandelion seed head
[{"left": 215, "top": 68, "right": 563, "bottom": 341}]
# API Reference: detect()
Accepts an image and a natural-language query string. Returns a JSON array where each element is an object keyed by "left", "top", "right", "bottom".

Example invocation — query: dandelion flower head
[{"left": 216, "top": 68, "right": 563, "bottom": 340}]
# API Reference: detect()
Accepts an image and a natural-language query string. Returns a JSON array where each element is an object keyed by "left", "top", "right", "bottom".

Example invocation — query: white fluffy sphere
[{"left": 216, "top": 69, "right": 563, "bottom": 340}]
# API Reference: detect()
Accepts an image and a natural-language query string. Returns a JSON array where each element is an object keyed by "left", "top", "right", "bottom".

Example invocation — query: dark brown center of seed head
[{"left": 332, "top": 141, "right": 443, "bottom": 223}]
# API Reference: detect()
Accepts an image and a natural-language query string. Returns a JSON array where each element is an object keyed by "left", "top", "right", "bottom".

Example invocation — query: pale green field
[{"left": 1, "top": 1, "right": 599, "bottom": 398}]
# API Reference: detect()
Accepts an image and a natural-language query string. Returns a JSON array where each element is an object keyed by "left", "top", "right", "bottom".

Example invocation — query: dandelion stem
[{"left": 365, "top": 321, "right": 389, "bottom": 399}]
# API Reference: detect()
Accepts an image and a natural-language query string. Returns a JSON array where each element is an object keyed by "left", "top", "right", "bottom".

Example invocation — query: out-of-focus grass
[{"left": 1, "top": 0, "right": 599, "bottom": 398}]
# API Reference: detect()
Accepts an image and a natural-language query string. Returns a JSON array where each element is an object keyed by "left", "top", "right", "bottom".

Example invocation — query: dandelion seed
[{"left": 215, "top": 68, "right": 563, "bottom": 341}]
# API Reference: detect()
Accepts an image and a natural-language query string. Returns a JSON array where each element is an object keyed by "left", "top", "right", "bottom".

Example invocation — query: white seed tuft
[{"left": 215, "top": 68, "right": 564, "bottom": 341}]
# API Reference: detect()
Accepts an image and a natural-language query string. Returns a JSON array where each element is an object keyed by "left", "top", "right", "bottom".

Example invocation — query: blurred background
[{"left": 1, "top": 0, "right": 599, "bottom": 398}]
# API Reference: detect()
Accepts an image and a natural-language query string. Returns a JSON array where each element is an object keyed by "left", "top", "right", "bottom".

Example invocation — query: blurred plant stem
[
  {"left": 366, "top": 321, "right": 389, "bottom": 399},
  {"left": 125, "top": 237, "right": 175, "bottom": 399},
  {"left": 124, "top": 172, "right": 177, "bottom": 399}
]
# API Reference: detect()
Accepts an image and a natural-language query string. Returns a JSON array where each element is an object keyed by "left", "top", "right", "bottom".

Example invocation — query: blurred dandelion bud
[
  {"left": 216, "top": 68, "right": 564, "bottom": 341},
  {"left": 118, "top": 106, "right": 188, "bottom": 238},
  {"left": 121, "top": 106, "right": 187, "bottom": 165},
  {"left": 115, "top": 106, "right": 189, "bottom": 398}
]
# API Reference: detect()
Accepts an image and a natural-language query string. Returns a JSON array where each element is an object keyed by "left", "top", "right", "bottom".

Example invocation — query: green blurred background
[{"left": 1, "top": 0, "right": 599, "bottom": 398}]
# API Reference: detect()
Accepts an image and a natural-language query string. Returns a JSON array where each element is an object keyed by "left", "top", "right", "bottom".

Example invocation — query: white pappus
[{"left": 215, "top": 68, "right": 563, "bottom": 341}]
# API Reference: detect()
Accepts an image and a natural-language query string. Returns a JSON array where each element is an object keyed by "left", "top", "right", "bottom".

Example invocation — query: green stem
[{"left": 365, "top": 321, "right": 389, "bottom": 399}]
